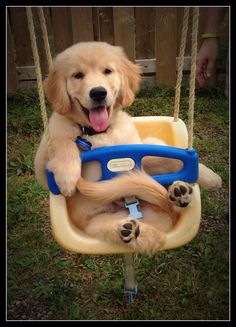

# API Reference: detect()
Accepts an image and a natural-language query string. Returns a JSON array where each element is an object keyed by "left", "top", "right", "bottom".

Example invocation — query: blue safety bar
[{"left": 46, "top": 143, "right": 199, "bottom": 195}]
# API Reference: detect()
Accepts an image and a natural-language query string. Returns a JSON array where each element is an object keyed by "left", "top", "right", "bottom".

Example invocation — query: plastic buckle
[
  {"left": 124, "top": 285, "right": 138, "bottom": 304},
  {"left": 125, "top": 196, "right": 143, "bottom": 219}
]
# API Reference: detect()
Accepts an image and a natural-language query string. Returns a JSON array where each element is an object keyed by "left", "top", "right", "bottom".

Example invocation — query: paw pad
[
  {"left": 120, "top": 219, "right": 140, "bottom": 243},
  {"left": 168, "top": 182, "right": 193, "bottom": 208}
]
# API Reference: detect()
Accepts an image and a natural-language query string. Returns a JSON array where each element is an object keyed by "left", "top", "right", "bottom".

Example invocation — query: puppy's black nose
[{"left": 89, "top": 87, "right": 107, "bottom": 103}]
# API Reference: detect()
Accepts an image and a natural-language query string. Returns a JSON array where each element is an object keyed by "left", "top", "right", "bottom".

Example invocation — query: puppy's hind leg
[
  {"left": 118, "top": 218, "right": 167, "bottom": 255},
  {"left": 83, "top": 211, "right": 129, "bottom": 243},
  {"left": 83, "top": 211, "right": 166, "bottom": 255},
  {"left": 198, "top": 163, "right": 222, "bottom": 190}
]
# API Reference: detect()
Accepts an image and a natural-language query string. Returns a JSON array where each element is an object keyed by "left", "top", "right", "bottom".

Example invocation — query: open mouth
[{"left": 81, "top": 103, "right": 110, "bottom": 132}]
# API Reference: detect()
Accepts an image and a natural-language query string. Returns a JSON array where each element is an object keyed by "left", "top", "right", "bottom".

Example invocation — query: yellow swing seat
[{"left": 49, "top": 116, "right": 201, "bottom": 254}]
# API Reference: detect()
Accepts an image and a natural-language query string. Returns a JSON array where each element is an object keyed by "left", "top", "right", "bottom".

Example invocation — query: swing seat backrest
[{"left": 133, "top": 116, "right": 188, "bottom": 147}]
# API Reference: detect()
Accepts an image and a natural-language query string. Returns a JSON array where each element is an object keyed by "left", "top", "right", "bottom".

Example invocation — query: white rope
[
  {"left": 173, "top": 7, "right": 199, "bottom": 150},
  {"left": 174, "top": 7, "right": 190, "bottom": 121},
  {"left": 187, "top": 7, "right": 199, "bottom": 149},
  {"left": 26, "top": 7, "right": 51, "bottom": 150},
  {"left": 37, "top": 7, "right": 53, "bottom": 70}
]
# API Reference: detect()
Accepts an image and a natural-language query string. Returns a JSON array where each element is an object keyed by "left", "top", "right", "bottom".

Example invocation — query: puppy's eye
[
  {"left": 74, "top": 72, "right": 84, "bottom": 79},
  {"left": 103, "top": 68, "right": 112, "bottom": 75}
]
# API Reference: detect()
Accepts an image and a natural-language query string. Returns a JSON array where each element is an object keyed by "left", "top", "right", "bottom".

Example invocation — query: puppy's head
[{"left": 44, "top": 42, "right": 141, "bottom": 132}]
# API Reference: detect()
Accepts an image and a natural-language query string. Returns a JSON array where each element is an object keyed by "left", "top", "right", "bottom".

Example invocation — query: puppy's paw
[
  {"left": 168, "top": 181, "right": 193, "bottom": 208},
  {"left": 48, "top": 160, "right": 81, "bottom": 197},
  {"left": 118, "top": 218, "right": 166, "bottom": 255},
  {"left": 56, "top": 176, "right": 79, "bottom": 197},
  {"left": 118, "top": 219, "right": 140, "bottom": 243}
]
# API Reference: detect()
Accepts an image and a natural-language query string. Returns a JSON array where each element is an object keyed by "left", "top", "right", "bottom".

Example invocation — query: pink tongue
[{"left": 89, "top": 106, "right": 109, "bottom": 132}]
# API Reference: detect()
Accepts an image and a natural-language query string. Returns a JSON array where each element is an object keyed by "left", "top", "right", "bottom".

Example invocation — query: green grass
[{"left": 7, "top": 86, "right": 229, "bottom": 320}]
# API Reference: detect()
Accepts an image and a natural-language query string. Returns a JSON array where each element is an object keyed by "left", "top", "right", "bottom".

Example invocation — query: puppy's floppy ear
[
  {"left": 118, "top": 56, "right": 141, "bottom": 108},
  {"left": 43, "top": 68, "right": 71, "bottom": 115}
]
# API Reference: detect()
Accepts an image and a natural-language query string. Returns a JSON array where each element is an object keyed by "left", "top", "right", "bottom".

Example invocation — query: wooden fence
[{"left": 7, "top": 6, "right": 229, "bottom": 93}]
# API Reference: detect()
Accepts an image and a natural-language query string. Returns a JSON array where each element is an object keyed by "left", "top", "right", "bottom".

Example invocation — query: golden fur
[{"left": 35, "top": 42, "right": 222, "bottom": 255}]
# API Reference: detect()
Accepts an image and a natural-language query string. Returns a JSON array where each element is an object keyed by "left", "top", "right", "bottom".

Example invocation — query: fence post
[{"left": 155, "top": 7, "right": 177, "bottom": 86}]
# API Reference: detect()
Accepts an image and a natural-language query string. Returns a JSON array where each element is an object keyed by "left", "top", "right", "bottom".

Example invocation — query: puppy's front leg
[{"left": 47, "top": 137, "right": 81, "bottom": 196}]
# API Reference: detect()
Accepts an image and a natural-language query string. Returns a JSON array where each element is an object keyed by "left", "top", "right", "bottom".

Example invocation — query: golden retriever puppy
[{"left": 34, "top": 42, "right": 222, "bottom": 254}]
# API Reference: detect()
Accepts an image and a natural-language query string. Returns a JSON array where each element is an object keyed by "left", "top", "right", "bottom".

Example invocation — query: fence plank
[
  {"left": 44, "top": 7, "right": 56, "bottom": 58},
  {"left": 135, "top": 58, "right": 156, "bottom": 74},
  {"left": 50, "top": 7, "right": 73, "bottom": 54},
  {"left": 16, "top": 66, "right": 36, "bottom": 80},
  {"left": 71, "top": 7, "right": 94, "bottom": 43},
  {"left": 98, "top": 7, "right": 114, "bottom": 44},
  {"left": 155, "top": 7, "right": 177, "bottom": 86},
  {"left": 7, "top": 12, "right": 18, "bottom": 94},
  {"left": 92, "top": 8, "right": 100, "bottom": 41},
  {"left": 29, "top": 8, "right": 51, "bottom": 79},
  {"left": 113, "top": 7, "right": 135, "bottom": 61},
  {"left": 135, "top": 7, "right": 155, "bottom": 59},
  {"left": 9, "top": 7, "right": 33, "bottom": 66},
  {"left": 136, "top": 56, "right": 192, "bottom": 76}
]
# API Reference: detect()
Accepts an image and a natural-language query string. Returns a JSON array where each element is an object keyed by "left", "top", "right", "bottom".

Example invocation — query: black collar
[{"left": 79, "top": 125, "right": 109, "bottom": 136}]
